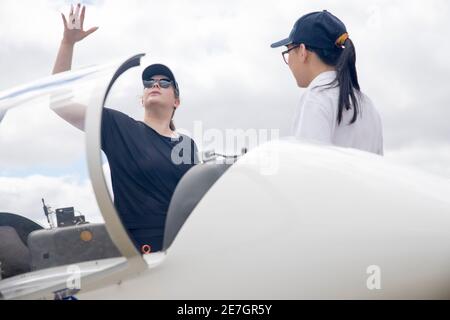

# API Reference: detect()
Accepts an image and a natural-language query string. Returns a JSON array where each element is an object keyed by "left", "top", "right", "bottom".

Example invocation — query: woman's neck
[
  {"left": 309, "top": 64, "right": 336, "bottom": 84},
  {"left": 143, "top": 113, "right": 174, "bottom": 138}
]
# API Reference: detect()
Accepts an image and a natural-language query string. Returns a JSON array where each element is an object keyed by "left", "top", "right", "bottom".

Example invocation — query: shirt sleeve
[
  {"left": 101, "top": 108, "right": 115, "bottom": 155},
  {"left": 293, "top": 92, "right": 334, "bottom": 144},
  {"left": 101, "top": 107, "right": 134, "bottom": 155}
]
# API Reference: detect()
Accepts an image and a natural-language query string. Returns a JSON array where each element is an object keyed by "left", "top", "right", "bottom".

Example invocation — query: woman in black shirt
[{"left": 52, "top": 4, "right": 198, "bottom": 252}]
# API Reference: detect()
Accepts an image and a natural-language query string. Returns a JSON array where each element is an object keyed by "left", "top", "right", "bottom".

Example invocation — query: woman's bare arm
[
  {"left": 52, "top": 4, "right": 98, "bottom": 75},
  {"left": 51, "top": 4, "right": 99, "bottom": 130}
]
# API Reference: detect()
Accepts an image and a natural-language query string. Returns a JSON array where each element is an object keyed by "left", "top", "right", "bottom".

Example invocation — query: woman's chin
[
  {"left": 145, "top": 97, "right": 163, "bottom": 106},
  {"left": 144, "top": 101, "right": 171, "bottom": 111}
]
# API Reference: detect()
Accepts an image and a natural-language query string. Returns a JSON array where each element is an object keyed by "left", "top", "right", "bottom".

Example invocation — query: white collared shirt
[{"left": 292, "top": 71, "right": 384, "bottom": 155}]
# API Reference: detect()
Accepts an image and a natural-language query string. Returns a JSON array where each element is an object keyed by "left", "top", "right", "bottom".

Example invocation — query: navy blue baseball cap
[
  {"left": 142, "top": 64, "right": 180, "bottom": 96},
  {"left": 271, "top": 10, "right": 348, "bottom": 50}
]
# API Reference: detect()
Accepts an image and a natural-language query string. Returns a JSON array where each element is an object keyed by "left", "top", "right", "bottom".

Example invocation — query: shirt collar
[{"left": 307, "top": 71, "right": 337, "bottom": 89}]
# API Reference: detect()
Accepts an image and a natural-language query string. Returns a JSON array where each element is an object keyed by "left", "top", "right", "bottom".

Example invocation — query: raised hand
[{"left": 61, "top": 3, "right": 99, "bottom": 45}]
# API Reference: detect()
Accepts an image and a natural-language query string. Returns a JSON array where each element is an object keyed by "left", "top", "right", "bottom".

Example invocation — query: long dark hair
[
  {"left": 306, "top": 38, "right": 360, "bottom": 125},
  {"left": 169, "top": 110, "right": 176, "bottom": 131},
  {"left": 169, "top": 86, "right": 180, "bottom": 131}
]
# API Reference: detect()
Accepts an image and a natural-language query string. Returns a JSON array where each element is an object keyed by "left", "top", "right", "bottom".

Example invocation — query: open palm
[{"left": 61, "top": 4, "right": 98, "bottom": 45}]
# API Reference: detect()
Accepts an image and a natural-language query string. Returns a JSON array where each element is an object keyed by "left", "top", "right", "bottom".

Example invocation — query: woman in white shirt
[{"left": 271, "top": 10, "right": 383, "bottom": 156}]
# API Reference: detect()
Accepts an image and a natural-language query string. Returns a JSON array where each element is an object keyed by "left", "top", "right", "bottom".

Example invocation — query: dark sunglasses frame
[
  {"left": 143, "top": 78, "right": 174, "bottom": 89},
  {"left": 281, "top": 44, "right": 301, "bottom": 65}
]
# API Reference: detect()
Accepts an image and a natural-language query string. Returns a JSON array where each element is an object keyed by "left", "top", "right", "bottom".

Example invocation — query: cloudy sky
[{"left": 1, "top": 0, "right": 449, "bottom": 226}]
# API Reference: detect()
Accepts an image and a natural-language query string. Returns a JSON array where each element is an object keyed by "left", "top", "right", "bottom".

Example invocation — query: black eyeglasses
[
  {"left": 281, "top": 44, "right": 300, "bottom": 65},
  {"left": 143, "top": 78, "right": 174, "bottom": 89}
]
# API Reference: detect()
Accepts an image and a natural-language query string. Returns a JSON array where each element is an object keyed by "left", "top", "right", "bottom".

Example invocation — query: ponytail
[
  {"left": 334, "top": 38, "right": 360, "bottom": 125},
  {"left": 170, "top": 87, "right": 180, "bottom": 131},
  {"left": 169, "top": 119, "right": 176, "bottom": 131},
  {"left": 169, "top": 107, "right": 176, "bottom": 131},
  {"left": 306, "top": 36, "right": 361, "bottom": 125}
]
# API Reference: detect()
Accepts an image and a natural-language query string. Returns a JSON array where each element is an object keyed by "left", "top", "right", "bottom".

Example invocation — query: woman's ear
[
  {"left": 174, "top": 97, "right": 181, "bottom": 109},
  {"left": 299, "top": 44, "right": 308, "bottom": 63}
]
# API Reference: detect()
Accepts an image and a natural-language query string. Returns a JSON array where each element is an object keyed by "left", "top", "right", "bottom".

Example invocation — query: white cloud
[
  {"left": 0, "top": 174, "right": 103, "bottom": 227},
  {"left": 0, "top": 99, "right": 85, "bottom": 169}
]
